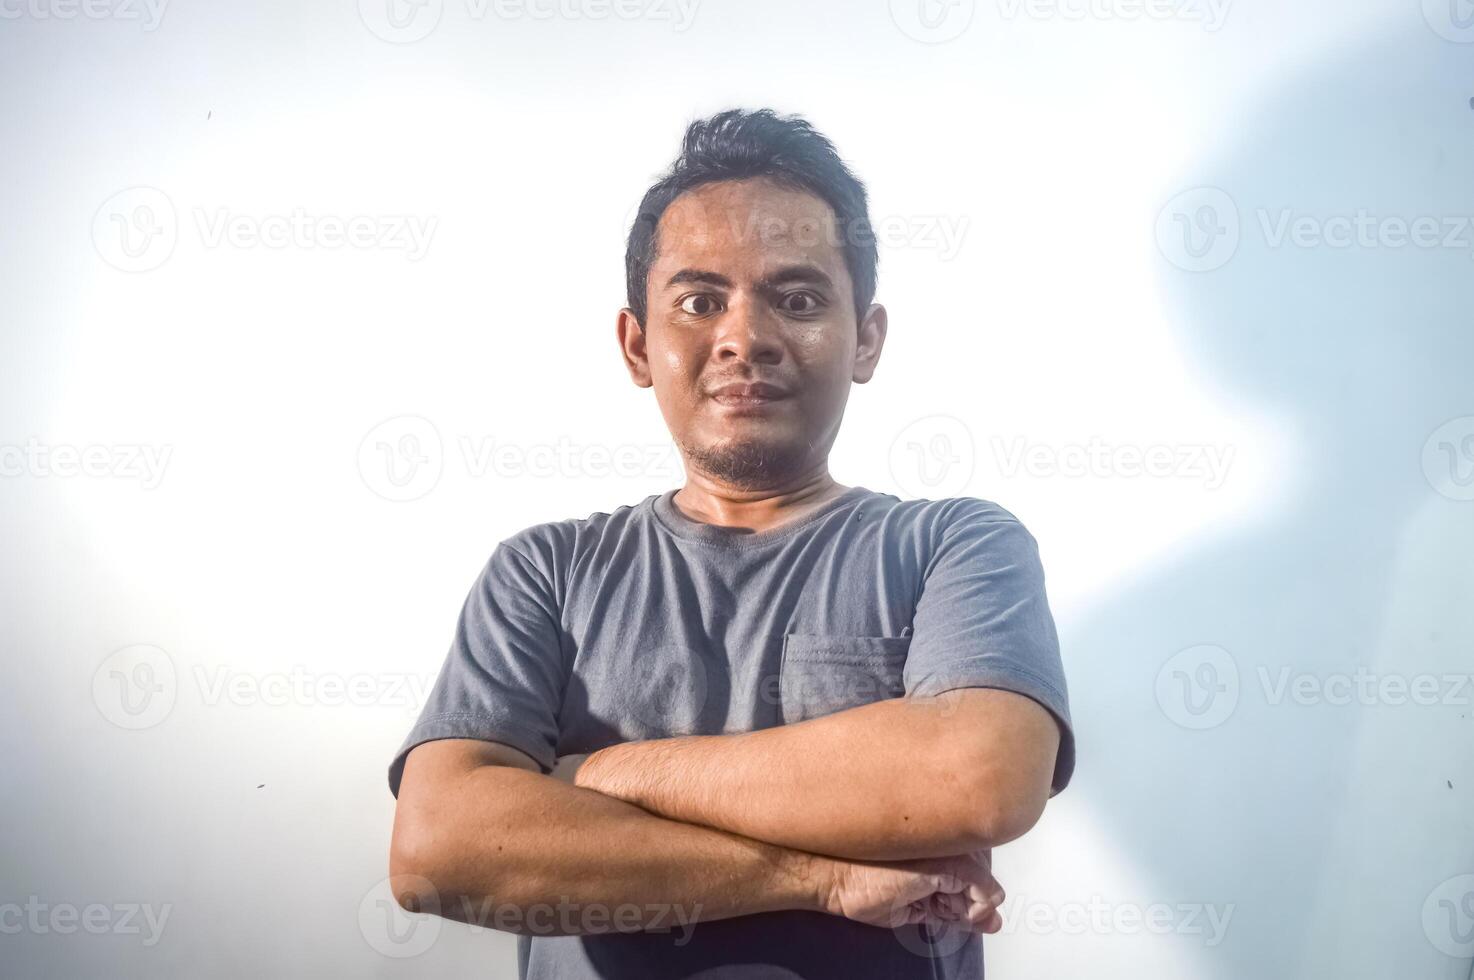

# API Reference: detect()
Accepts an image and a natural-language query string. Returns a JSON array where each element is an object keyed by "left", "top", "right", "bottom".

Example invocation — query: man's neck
[{"left": 671, "top": 472, "right": 852, "bottom": 534}]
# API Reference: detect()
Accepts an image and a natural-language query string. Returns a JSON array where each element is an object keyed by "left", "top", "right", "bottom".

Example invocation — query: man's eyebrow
[
  {"left": 758, "top": 264, "right": 835, "bottom": 292},
  {"left": 662, "top": 264, "right": 835, "bottom": 292},
  {"left": 664, "top": 269, "right": 733, "bottom": 290}
]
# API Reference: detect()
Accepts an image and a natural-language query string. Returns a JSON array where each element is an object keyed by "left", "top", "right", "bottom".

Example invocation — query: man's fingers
[{"left": 968, "top": 878, "right": 1005, "bottom": 908}]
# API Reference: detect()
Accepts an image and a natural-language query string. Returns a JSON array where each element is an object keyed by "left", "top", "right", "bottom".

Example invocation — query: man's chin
[{"left": 679, "top": 436, "right": 811, "bottom": 489}]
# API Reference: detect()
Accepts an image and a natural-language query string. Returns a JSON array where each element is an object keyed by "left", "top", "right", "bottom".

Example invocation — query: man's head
[{"left": 618, "top": 108, "right": 888, "bottom": 493}]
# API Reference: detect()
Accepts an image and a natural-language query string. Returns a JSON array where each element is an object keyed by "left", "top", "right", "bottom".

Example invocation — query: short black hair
[{"left": 624, "top": 107, "right": 878, "bottom": 328}]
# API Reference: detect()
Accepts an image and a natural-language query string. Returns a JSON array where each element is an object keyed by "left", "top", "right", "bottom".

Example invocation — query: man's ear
[
  {"left": 852, "top": 302, "right": 888, "bottom": 384},
  {"left": 617, "top": 308, "right": 653, "bottom": 388}
]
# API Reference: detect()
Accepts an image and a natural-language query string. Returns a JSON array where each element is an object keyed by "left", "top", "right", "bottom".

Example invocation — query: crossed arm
[{"left": 570, "top": 686, "right": 1063, "bottom": 862}]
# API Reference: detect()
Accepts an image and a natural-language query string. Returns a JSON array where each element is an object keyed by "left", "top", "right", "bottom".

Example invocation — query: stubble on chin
[{"left": 677, "top": 433, "right": 812, "bottom": 491}]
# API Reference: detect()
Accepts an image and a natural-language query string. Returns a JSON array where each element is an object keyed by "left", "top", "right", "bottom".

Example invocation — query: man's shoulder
[
  {"left": 494, "top": 493, "right": 661, "bottom": 567},
  {"left": 872, "top": 492, "right": 1029, "bottom": 533}
]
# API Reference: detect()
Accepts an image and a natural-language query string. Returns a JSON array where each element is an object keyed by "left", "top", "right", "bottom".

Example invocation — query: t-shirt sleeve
[
  {"left": 387, "top": 540, "right": 568, "bottom": 797},
  {"left": 902, "top": 501, "right": 1076, "bottom": 794}
]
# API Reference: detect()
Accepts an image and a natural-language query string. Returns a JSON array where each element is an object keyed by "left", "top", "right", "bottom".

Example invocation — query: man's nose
[{"left": 713, "top": 296, "right": 784, "bottom": 366}]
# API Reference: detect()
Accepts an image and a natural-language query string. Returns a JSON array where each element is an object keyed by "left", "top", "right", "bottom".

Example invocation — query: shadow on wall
[{"left": 1065, "top": 18, "right": 1474, "bottom": 980}]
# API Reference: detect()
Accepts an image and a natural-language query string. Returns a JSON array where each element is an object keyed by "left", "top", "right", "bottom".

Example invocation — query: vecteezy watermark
[
  {"left": 0, "top": 0, "right": 168, "bottom": 29},
  {"left": 764, "top": 659, "right": 905, "bottom": 723},
  {"left": 1157, "top": 186, "right": 1474, "bottom": 272},
  {"left": 91, "top": 187, "right": 437, "bottom": 272},
  {"left": 192, "top": 665, "right": 437, "bottom": 713},
  {"left": 1423, "top": 874, "right": 1474, "bottom": 958},
  {"left": 1155, "top": 644, "right": 1239, "bottom": 729},
  {"left": 888, "top": 0, "right": 976, "bottom": 44},
  {"left": 193, "top": 208, "right": 436, "bottom": 260},
  {"left": 359, "top": 874, "right": 702, "bottom": 958},
  {"left": 93, "top": 645, "right": 178, "bottom": 730},
  {"left": 357, "top": 416, "right": 443, "bottom": 502},
  {"left": 888, "top": 415, "right": 976, "bottom": 500},
  {"left": 1256, "top": 666, "right": 1474, "bottom": 709},
  {"left": 357, "top": 0, "right": 700, "bottom": 43},
  {"left": 360, "top": 875, "right": 442, "bottom": 958},
  {"left": 993, "top": 895, "right": 1235, "bottom": 945},
  {"left": 892, "top": 892, "right": 1235, "bottom": 960},
  {"left": 995, "top": 0, "right": 1232, "bottom": 30},
  {"left": 1421, "top": 415, "right": 1474, "bottom": 502},
  {"left": 621, "top": 199, "right": 970, "bottom": 260},
  {"left": 625, "top": 657, "right": 710, "bottom": 732},
  {"left": 721, "top": 207, "right": 971, "bottom": 261},
  {"left": 92, "top": 187, "right": 178, "bottom": 273},
  {"left": 357, "top": 415, "right": 683, "bottom": 502},
  {"left": 990, "top": 436, "right": 1234, "bottom": 489},
  {"left": 1422, "top": 0, "right": 1474, "bottom": 43},
  {"left": 92, "top": 645, "right": 439, "bottom": 730},
  {"left": 0, "top": 897, "right": 172, "bottom": 946},
  {"left": 1155, "top": 186, "right": 1240, "bottom": 272},
  {"left": 453, "top": 895, "right": 702, "bottom": 941},
  {"left": 1156, "top": 644, "right": 1474, "bottom": 730},
  {"left": 0, "top": 439, "right": 172, "bottom": 489}
]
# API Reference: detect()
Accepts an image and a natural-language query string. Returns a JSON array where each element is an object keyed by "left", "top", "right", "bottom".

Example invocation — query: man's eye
[
  {"left": 679, "top": 294, "right": 721, "bottom": 316},
  {"left": 781, "top": 291, "right": 822, "bottom": 315}
]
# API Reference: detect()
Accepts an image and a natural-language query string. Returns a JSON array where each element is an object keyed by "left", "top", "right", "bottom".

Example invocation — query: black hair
[{"left": 624, "top": 107, "right": 878, "bottom": 328}]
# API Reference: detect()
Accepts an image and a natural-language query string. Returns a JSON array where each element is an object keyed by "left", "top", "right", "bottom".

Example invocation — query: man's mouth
[
  {"left": 709, "top": 382, "right": 790, "bottom": 407},
  {"left": 707, "top": 380, "right": 790, "bottom": 400}
]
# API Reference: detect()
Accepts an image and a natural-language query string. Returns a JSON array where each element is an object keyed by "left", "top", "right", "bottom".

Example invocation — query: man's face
[{"left": 619, "top": 177, "right": 887, "bottom": 490}]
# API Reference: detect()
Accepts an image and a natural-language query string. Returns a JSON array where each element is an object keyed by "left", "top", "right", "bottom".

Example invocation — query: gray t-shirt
[{"left": 389, "top": 485, "right": 1075, "bottom": 979}]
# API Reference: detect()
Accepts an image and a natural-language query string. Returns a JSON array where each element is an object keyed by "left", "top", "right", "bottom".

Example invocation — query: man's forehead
[{"left": 651, "top": 179, "right": 847, "bottom": 282}]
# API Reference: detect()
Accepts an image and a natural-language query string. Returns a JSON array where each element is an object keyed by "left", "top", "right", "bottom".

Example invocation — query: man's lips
[{"left": 709, "top": 382, "right": 790, "bottom": 405}]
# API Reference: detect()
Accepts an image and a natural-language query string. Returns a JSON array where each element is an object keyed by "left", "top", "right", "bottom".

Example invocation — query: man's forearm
[
  {"left": 574, "top": 691, "right": 1012, "bottom": 862},
  {"left": 391, "top": 761, "right": 831, "bottom": 937}
]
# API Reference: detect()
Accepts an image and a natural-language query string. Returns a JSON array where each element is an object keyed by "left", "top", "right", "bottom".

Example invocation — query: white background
[{"left": 2, "top": 0, "right": 1472, "bottom": 976}]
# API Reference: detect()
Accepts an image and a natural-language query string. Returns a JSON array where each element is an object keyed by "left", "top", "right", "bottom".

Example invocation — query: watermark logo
[
  {"left": 1155, "top": 644, "right": 1238, "bottom": 729},
  {"left": 990, "top": 436, "right": 1234, "bottom": 489},
  {"left": 192, "top": 208, "right": 436, "bottom": 259},
  {"left": 92, "top": 645, "right": 178, "bottom": 730},
  {"left": 0, "top": 897, "right": 172, "bottom": 945},
  {"left": 357, "top": 415, "right": 681, "bottom": 501},
  {"left": 889, "top": 415, "right": 975, "bottom": 499},
  {"left": 995, "top": 0, "right": 1232, "bottom": 31},
  {"left": 993, "top": 895, "right": 1234, "bottom": 944},
  {"left": 360, "top": 0, "right": 699, "bottom": 42},
  {"left": 94, "top": 649, "right": 437, "bottom": 731},
  {"left": 1423, "top": 874, "right": 1474, "bottom": 957},
  {"left": 192, "top": 665, "right": 435, "bottom": 714},
  {"left": 627, "top": 656, "right": 710, "bottom": 733},
  {"left": 1258, "top": 666, "right": 1474, "bottom": 708},
  {"left": 892, "top": 907, "right": 974, "bottom": 958},
  {"left": 1156, "top": 187, "right": 1239, "bottom": 272},
  {"left": 1158, "top": 186, "right": 1474, "bottom": 271},
  {"left": 0, "top": 439, "right": 172, "bottom": 488},
  {"left": 358, "top": 0, "right": 444, "bottom": 42},
  {"left": 92, "top": 188, "right": 437, "bottom": 271},
  {"left": 0, "top": 0, "right": 168, "bottom": 30},
  {"left": 1422, "top": 0, "right": 1474, "bottom": 43},
  {"left": 1157, "top": 647, "right": 1474, "bottom": 729},
  {"left": 360, "top": 875, "right": 442, "bottom": 958},
  {"left": 358, "top": 416, "right": 444, "bottom": 502},
  {"left": 92, "top": 187, "right": 178, "bottom": 273},
  {"left": 889, "top": 0, "right": 975, "bottom": 43},
  {"left": 1422, "top": 415, "right": 1474, "bottom": 502}
]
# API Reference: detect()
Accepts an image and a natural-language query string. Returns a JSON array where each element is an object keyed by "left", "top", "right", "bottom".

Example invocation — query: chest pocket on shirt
[{"left": 778, "top": 633, "right": 911, "bottom": 725}]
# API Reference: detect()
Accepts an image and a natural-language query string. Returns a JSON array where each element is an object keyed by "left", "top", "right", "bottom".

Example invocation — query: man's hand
[{"left": 818, "top": 848, "right": 1004, "bottom": 933}]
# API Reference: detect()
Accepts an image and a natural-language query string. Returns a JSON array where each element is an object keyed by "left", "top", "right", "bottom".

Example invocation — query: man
[{"left": 386, "top": 107, "right": 1075, "bottom": 979}]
